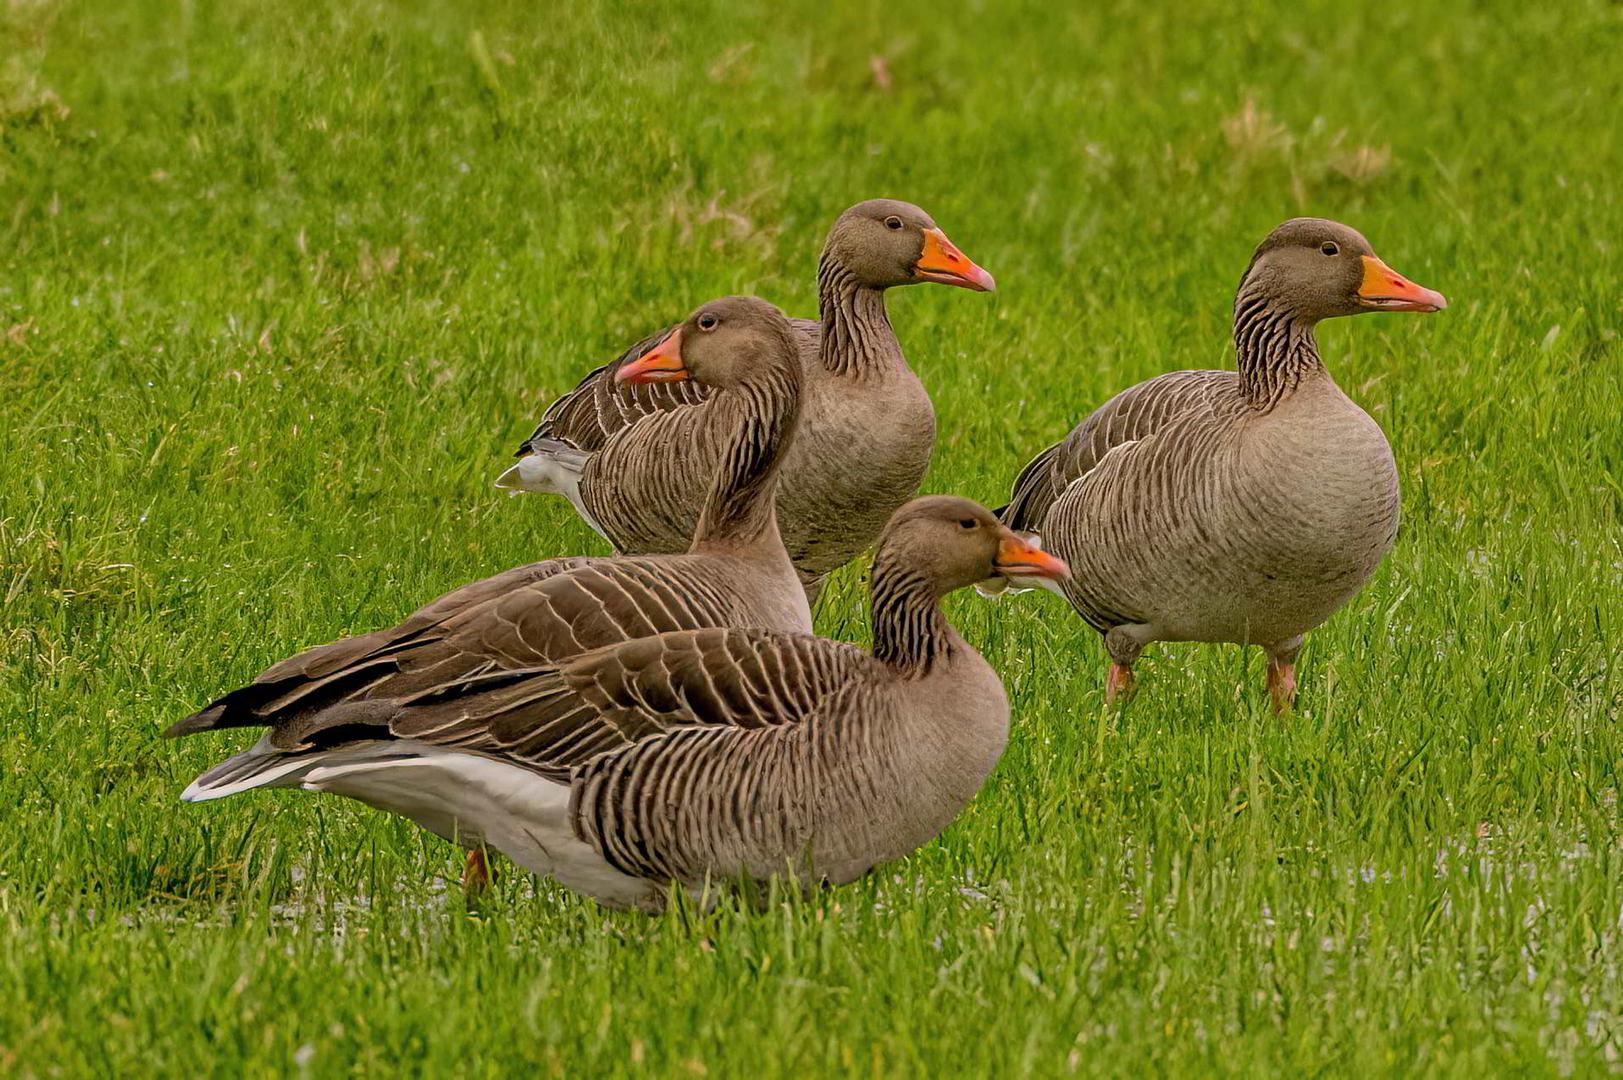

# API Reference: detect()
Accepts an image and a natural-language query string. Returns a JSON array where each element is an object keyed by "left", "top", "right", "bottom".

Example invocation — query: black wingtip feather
[{"left": 163, "top": 704, "right": 227, "bottom": 739}]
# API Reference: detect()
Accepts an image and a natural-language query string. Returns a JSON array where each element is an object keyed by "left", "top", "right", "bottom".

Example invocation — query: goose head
[
  {"left": 823, "top": 199, "right": 996, "bottom": 293},
  {"left": 879, "top": 495, "right": 1069, "bottom": 597},
  {"left": 616, "top": 296, "right": 799, "bottom": 391},
  {"left": 1239, "top": 218, "right": 1447, "bottom": 323}
]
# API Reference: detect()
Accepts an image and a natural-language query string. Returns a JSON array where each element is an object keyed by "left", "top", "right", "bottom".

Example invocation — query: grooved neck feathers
[
  {"left": 817, "top": 252, "right": 899, "bottom": 379},
  {"left": 870, "top": 551, "right": 953, "bottom": 677},
  {"left": 1232, "top": 286, "right": 1326, "bottom": 410},
  {"left": 691, "top": 372, "right": 801, "bottom": 550}
]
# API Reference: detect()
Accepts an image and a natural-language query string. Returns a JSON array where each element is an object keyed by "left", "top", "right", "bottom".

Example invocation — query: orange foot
[
  {"left": 463, "top": 848, "right": 492, "bottom": 896},
  {"left": 1266, "top": 660, "right": 1297, "bottom": 714},
  {"left": 1105, "top": 662, "right": 1136, "bottom": 704}
]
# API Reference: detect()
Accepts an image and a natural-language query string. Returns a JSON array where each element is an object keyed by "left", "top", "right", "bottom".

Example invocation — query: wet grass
[{"left": 1, "top": 0, "right": 1620, "bottom": 1074}]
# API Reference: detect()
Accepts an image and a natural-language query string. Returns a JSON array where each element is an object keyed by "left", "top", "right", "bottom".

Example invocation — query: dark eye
[
  {"left": 958, "top": 518, "right": 977, "bottom": 530},
  {"left": 884, "top": 216, "right": 904, "bottom": 231},
  {"left": 697, "top": 313, "right": 719, "bottom": 331},
  {"left": 1320, "top": 241, "right": 1339, "bottom": 256}
]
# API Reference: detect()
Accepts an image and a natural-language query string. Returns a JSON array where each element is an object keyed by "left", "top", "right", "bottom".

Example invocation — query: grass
[{"left": 1, "top": 0, "right": 1620, "bottom": 1074}]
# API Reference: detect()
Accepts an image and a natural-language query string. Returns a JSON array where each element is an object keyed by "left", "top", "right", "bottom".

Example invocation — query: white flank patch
[
  {"left": 494, "top": 453, "right": 572, "bottom": 494},
  {"left": 302, "top": 740, "right": 654, "bottom": 907},
  {"left": 494, "top": 453, "right": 608, "bottom": 541}
]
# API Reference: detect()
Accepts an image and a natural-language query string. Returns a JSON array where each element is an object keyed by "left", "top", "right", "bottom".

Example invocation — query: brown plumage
[
  {"left": 497, "top": 199, "right": 995, "bottom": 602},
  {"left": 167, "top": 296, "right": 811, "bottom": 750},
  {"left": 168, "top": 496, "right": 1069, "bottom": 912},
  {"left": 998, "top": 219, "right": 1448, "bottom": 710}
]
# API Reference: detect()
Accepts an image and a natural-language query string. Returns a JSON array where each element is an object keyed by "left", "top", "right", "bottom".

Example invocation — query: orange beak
[
  {"left": 1357, "top": 256, "right": 1448, "bottom": 313},
  {"left": 914, "top": 228, "right": 996, "bottom": 292},
  {"left": 615, "top": 328, "right": 690, "bottom": 384},
  {"left": 993, "top": 529, "right": 1069, "bottom": 583}
]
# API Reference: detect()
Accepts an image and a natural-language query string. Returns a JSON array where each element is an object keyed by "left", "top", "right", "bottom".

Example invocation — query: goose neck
[
  {"left": 691, "top": 374, "right": 800, "bottom": 550},
  {"left": 870, "top": 556, "right": 954, "bottom": 678},
  {"left": 817, "top": 254, "right": 899, "bottom": 379},
  {"left": 1232, "top": 287, "right": 1326, "bottom": 410}
]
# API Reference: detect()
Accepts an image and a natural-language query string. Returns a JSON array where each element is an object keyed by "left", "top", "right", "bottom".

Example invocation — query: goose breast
[{"left": 775, "top": 365, "right": 936, "bottom": 579}]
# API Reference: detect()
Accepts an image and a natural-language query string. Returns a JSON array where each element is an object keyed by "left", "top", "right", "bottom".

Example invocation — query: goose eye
[
  {"left": 958, "top": 518, "right": 977, "bottom": 530},
  {"left": 1320, "top": 241, "right": 1339, "bottom": 256},
  {"left": 884, "top": 216, "right": 904, "bottom": 231},
  {"left": 697, "top": 314, "right": 719, "bottom": 331}
]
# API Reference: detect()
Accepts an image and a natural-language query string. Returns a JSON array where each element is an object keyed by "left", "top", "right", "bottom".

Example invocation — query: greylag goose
[
  {"left": 167, "top": 496, "right": 1068, "bottom": 911},
  {"left": 497, "top": 199, "right": 995, "bottom": 602},
  {"left": 167, "top": 297, "right": 813, "bottom": 886},
  {"left": 997, "top": 219, "right": 1447, "bottom": 711}
]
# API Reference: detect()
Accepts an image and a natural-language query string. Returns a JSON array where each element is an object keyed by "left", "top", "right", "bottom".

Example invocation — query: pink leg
[
  {"left": 1266, "top": 658, "right": 1297, "bottom": 714},
  {"left": 1105, "top": 662, "right": 1136, "bottom": 704},
  {"left": 463, "top": 848, "right": 492, "bottom": 896}
]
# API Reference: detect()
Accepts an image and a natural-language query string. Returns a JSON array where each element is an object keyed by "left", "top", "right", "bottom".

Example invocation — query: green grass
[{"left": 2, "top": 0, "right": 1620, "bottom": 1074}]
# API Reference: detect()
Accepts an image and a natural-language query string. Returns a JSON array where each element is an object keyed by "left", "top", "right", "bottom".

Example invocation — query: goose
[
  {"left": 497, "top": 199, "right": 995, "bottom": 603},
  {"left": 168, "top": 296, "right": 815, "bottom": 887},
  {"left": 166, "top": 496, "right": 1069, "bottom": 911},
  {"left": 996, "top": 219, "right": 1447, "bottom": 711}
]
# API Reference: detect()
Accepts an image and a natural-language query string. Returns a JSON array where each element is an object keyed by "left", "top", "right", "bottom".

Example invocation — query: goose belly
[
  {"left": 819, "top": 670, "right": 1010, "bottom": 884},
  {"left": 1060, "top": 404, "right": 1399, "bottom": 648},
  {"left": 1185, "top": 413, "right": 1397, "bottom": 645},
  {"left": 572, "top": 668, "right": 1008, "bottom": 895}
]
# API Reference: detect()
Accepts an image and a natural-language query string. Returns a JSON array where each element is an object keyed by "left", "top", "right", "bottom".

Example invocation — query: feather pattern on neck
[
  {"left": 691, "top": 366, "right": 800, "bottom": 551},
  {"left": 817, "top": 253, "right": 898, "bottom": 379},
  {"left": 869, "top": 552, "right": 952, "bottom": 678},
  {"left": 1233, "top": 286, "right": 1325, "bottom": 411}
]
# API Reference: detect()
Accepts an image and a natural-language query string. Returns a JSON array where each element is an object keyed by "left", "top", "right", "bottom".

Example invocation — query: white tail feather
[{"left": 494, "top": 448, "right": 608, "bottom": 541}]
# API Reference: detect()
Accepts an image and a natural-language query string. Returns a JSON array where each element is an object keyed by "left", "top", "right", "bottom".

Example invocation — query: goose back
[
  {"left": 999, "top": 369, "right": 1233, "bottom": 534},
  {"left": 169, "top": 548, "right": 810, "bottom": 741}
]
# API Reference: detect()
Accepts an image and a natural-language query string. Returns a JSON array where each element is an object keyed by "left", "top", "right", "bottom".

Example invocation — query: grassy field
[{"left": 2, "top": 0, "right": 1620, "bottom": 1074}]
